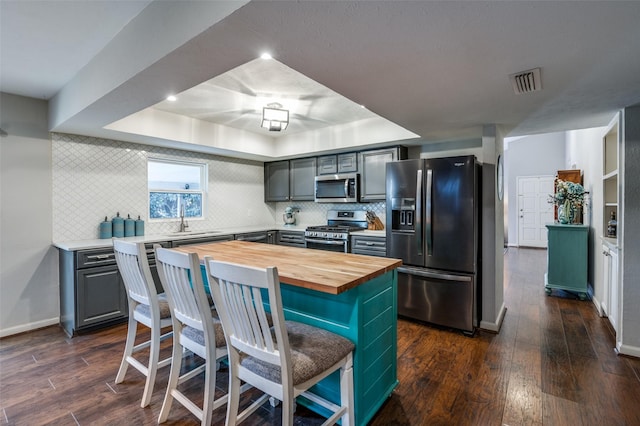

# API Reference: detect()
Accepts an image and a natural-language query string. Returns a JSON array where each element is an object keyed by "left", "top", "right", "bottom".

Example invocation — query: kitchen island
[{"left": 172, "top": 240, "right": 401, "bottom": 426}]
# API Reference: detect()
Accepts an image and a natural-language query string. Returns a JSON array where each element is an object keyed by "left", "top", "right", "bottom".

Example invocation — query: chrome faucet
[{"left": 178, "top": 205, "right": 189, "bottom": 232}]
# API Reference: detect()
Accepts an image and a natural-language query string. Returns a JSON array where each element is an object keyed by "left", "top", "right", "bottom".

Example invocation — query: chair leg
[
  {"left": 281, "top": 395, "right": 295, "bottom": 426},
  {"left": 140, "top": 322, "right": 161, "bottom": 407},
  {"left": 201, "top": 353, "right": 216, "bottom": 426},
  {"left": 224, "top": 367, "right": 241, "bottom": 426},
  {"left": 115, "top": 314, "right": 137, "bottom": 383},
  {"left": 340, "top": 354, "right": 355, "bottom": 426},
  {"left": 158, "top": 336, "right": 183, "bottom": 423}
]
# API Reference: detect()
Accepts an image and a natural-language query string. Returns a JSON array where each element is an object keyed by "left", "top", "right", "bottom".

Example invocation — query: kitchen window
[{"left": 148, "top": 159, "right": 207, "bottom": 220}]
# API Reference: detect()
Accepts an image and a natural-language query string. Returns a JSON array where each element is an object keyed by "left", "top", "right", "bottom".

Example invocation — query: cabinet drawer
[
  {"left": 76, "top": 248, "right": 116, "bottom": 268},
  {"left": 277, "top": 231, "right": 306, "bottom": 247},
  {"left": 351, "top": 236, "right": 386, "bottom": 257}
]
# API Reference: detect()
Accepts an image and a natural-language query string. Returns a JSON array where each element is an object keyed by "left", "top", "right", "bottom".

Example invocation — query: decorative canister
[
  {"left": 99, "top": 216, "right": 112, "bottom": 239},
  {"left": 112, "top": 212, "right": 125, "bottom": 238},
  {"left": 124, "top": 214, "right": 135, "bottom": 237},
  {"left": 135, "top": 215, "right": 145, "bottom": 236}
]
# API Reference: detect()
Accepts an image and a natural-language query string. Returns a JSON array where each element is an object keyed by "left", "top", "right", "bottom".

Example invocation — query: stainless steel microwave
[{"left": 315, "top": 173, "right": 360, "bottom": 203}]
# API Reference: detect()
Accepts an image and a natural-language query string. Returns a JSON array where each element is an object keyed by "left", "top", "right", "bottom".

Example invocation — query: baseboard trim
[
  {"left": 617, "top": 342, "right": 640, "bottom": 358},
  {"left": 591, "top": 295, "right": 605, "bottom": 317},
  {"left": 480, "top": 303, "right": 507, "bottom": 333},
  {"left": 0, "top": 317, "right": 59, "bottom": 338}
]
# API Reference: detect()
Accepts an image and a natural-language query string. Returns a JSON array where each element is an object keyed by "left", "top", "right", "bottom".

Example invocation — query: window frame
[{"left": 147, "top": 158, "right": 207, "bottom": 222}]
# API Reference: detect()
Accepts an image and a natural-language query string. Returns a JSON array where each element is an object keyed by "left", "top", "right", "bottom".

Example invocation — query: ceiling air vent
[{"left": 510, "top": 68, "right": 542, "bottom": 95}]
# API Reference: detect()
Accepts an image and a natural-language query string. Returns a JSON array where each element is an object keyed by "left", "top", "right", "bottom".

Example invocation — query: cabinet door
[
  {"left": 290, "top": 157, "right": 317, "bottom": 201},
  {"left": 360, "top": 147, "right": 407, "bottom": 201},
  {"left": 602, "top": 245, "right": 611, "bottom": 316},
  {"left": 338, "top": 153, "right": 358, "bottom": 173},
  {"left": 317, "top": 155, "right": 338, "bottom": 175},
  {"left": 609, "top": 248, "right": 619, "bottom": 332},
  {"left": 76, "top": 266, "right": 127, "bottom": 328},
  {"left": 264, "top": 161, "right": 290, "bottom": 202}
]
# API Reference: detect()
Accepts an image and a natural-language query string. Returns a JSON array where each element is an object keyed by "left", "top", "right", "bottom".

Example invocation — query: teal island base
[{"left": 278, "top": 269, "right": 398, "bottom": 426}]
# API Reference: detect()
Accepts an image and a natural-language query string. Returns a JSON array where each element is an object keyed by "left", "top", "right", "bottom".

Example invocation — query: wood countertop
[{"left": 172, "top": 240, "right": 401, "bottom": 295}]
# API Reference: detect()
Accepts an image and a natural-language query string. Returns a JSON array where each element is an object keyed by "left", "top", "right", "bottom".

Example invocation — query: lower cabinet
[
  {"left": 59, "top": 241, "right": 171, "bottom": 337},
  {"left": 602, "top": 242, "right": 619, "bottom": 332},
  {"left": 277, "top": 230, "right": 306, "bottom": 247},
  {"left": 234, "top": 231, "right": 276, "bottom": 244},
  {"left": 171, "top": 235, "right": 233, "bottom": 247},
  {"left": 544, "top": 224, "right": 589, "bottom": 299},
  {"left": 351, "top": 235, "right": 386, "bottom": 257},
  {"left": 59, "top": 247, "right": 127, "bottom": 337}
]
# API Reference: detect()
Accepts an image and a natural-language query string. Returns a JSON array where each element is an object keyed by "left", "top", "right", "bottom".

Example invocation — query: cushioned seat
[{"left": 240, "top": 321, "right": 354, "bottom": 385}]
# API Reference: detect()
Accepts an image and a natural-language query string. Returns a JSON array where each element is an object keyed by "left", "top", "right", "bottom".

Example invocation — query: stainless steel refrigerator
[{"left": 386, "top": 155, "right": 480, "bottom": 333}]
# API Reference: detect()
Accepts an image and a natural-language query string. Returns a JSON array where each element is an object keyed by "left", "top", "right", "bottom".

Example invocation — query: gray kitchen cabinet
[
  {"left": 317, "top": 153, "right": 358, "bottom": 175},
  {"left": 59, "top": 247, "right": 126, "bottom": 337},
  {"left": 234, "top": 230, "right": 276, "bottom": 244},
  {"left": 59, "top": 242, "right": 171, "bottom": 337},
  {"left": 171, "top": 234, "right": 233, "bottom": 247},
  {"left": 265, "top": 158, "right": 316, "bottom": 202},
  {"left": 338, "top": 152, "right": 358, "bottom": 173},
  {"left": 359, "top": 146, "right": 407, "bottom": 201},
  {"left": 264, "top": 160, "right": 290, "bottom": 202},
  {"left": 351, "top": 235, "right": 387, "bottom": 257},
  {"left": 317, "top": 155, "right": 338, "bottom": 175},
  {"left": 290, "top": 157, "right": 317, "bottom": 201},
  {"left": 277, "top": 230, "right": 306, "bottom": 247}
]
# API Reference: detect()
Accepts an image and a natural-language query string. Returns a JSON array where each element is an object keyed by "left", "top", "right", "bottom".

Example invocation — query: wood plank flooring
[{"left": 2, "top": 248, "right": 640, "bottom": 425}]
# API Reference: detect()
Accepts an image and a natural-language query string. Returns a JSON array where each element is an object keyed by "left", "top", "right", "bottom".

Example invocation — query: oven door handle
[{"left": 305, "top": 238, "right": 347, "bottom": 246}]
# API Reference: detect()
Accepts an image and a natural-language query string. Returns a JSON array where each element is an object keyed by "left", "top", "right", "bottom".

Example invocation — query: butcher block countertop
[{"left": 172, "top": 240, "right": 401, "bottom": 295}]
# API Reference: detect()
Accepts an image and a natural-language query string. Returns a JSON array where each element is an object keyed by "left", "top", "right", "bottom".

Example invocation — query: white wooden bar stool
[
  {"left": 113, "top": 240, "right": 173, "bottom": 408},
  {"left": 155, "top": 247, "right": 249, "bottom": 425},
  {"left": 204, "top": 256, "right": 355, "bottom": 426}
]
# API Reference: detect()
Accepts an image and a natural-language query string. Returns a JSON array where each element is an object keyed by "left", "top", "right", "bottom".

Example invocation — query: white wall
[
  {"left": 619, "top": 105, "right": 640, "bottom": 356},
  {"left": 505, "top": 132, "right": 566, "bottom": 246},
  {"left": 565, "top": 126, "right": 607, "bottom": 312},
  {"left": 51, "top": 134, "right": 277, "bottom": 241},
  {"left": 0, "top": 93, "right": 59, "bottom": 336}
]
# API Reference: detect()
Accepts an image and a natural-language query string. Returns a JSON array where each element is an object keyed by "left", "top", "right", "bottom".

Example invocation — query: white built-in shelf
[{"left": 603, "top": 170, "right": 618, "bottom": 180}]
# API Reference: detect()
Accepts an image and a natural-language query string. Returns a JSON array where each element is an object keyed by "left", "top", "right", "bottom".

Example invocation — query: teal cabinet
[
  {"left": 280, "top": 270, "right": 398, "bottom": 426},
  {"left": 545, "top": 224, "right": 589, "bottom": 299}
]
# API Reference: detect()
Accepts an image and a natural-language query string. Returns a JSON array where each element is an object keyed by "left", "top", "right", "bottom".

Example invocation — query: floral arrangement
[{"left": 549, "top": 179, "right": 588, "bottom": 223}]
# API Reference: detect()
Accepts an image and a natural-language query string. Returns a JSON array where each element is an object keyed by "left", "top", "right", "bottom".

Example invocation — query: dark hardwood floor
[{"left": 2, "top": 248, "right": 640, "bottom": 425}]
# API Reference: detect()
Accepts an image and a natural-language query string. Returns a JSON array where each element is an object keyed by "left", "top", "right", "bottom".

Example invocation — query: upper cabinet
[
  {"left": 264, "top": 160, "right": 290, "bottom": 202},
  {"left": 265, "top": 146, "right": 406, "bottom": 203},
  {"left": 359, "top": 146, "right": 407, "bottom": 201},
  {"left": 603, "top": 117, "right": 619, "bottom": 240},
  {"left": 264, "top": 157, "right": 317, "bottom": 202},
  {"left": 317, "top": 152, "right": 358, "bottom": 175},
  {"left": 290, "top": 157, "right": 317, "bottom": 201}
]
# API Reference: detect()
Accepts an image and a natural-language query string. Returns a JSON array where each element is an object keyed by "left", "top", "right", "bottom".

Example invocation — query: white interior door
[{"left": 517, "top": 176, "right": 554, "bottom": 248}]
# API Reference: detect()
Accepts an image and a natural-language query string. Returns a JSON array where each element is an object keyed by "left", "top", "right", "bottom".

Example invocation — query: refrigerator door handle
[
  {"left": 398, "top": 266, "right": 472, "bottom": 282},
  {"left": 416, "top": 169, "right": 423, "bottom": 256},
  {"left": 425, "top": 168, "right": 433, "bottom": 256}
]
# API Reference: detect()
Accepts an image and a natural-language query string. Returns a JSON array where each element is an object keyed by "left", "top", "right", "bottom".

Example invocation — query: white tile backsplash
[{"left": 52, "top": 133, "right": 387, "bottom": 241}]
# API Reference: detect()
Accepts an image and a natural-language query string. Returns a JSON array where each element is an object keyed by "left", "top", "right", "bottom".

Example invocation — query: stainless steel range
[{"left": 305, "top": 210, "right": 368, "bottom": 253}]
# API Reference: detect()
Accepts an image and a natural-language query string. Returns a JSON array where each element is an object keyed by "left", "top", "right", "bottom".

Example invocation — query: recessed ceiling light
[
  {"left": 260, "top": 53, "right": 273, "bottom": 60},
  {"left": 166, "top": 95, "right": 177, "bottom": 102}
]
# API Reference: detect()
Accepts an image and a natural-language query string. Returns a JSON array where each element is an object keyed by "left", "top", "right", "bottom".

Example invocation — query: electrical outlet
[{"left": 247, "top": 209, "right": 252, "bottom": 217}]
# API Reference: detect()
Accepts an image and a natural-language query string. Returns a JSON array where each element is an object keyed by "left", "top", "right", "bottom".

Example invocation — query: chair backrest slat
[
  {"left": 206, "top": 258, "right": 287, "bottom": 367},
  {"left": 114, "top": 240, "right": 157, "bottom": 306},
  {"left": 155, "top": 247, "right": 208, "bottom": 332}
]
